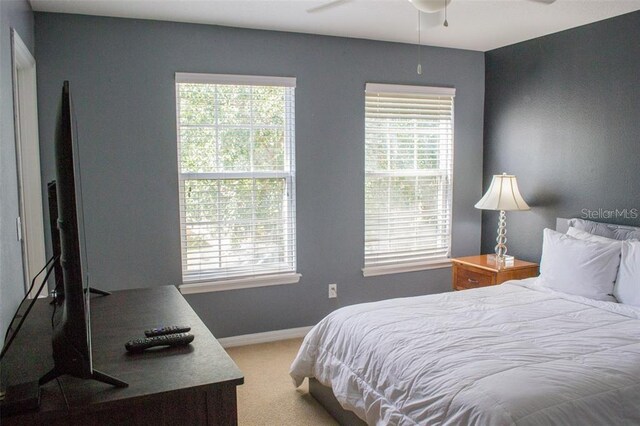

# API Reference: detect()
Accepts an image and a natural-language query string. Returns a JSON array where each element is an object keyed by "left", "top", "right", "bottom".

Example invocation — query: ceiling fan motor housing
[{"left": 409, "top": 0, "right": 452, "bottom": 14}]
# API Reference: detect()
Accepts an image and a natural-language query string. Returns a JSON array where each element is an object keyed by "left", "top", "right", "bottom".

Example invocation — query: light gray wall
[
  {"left": 482, "top": 11, "right": 640, "bottom": 262},
  {"left": 0, "top": 0, "right": 34, "bottom": 339},
  {"left": 35, "top": 13, "right": 485, "bottom": 338}
]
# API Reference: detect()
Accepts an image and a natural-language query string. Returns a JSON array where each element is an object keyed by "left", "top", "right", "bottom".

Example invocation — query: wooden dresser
[
  {"left": 451, "top": 255, "right": 539, "bottom": 291},
  {"left": 2, "top": 286, "right": 243, "bottom": 425}
]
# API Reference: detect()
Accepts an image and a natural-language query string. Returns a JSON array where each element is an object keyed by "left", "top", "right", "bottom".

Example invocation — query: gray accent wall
[
  {"left": 35, "top": 13, "right": 485, "bottom": 338},
  {"left": 482, "top": 11, "right": 640, "bottom": 263},
  {"left": 0, "top": 0, "right": 34, "bottom": 339}
]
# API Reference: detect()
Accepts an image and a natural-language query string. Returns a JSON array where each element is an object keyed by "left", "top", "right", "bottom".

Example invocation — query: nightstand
[{"left": 451, "top": 255, "right": 539, "bottom": 291}]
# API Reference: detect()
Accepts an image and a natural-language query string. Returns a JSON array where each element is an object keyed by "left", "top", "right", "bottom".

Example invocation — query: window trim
[
  {"left": 362, "top": 82, "right": 455, "bottom": 277},
  {"left": 362, "top": 260, "right": 451, "bottom": 278},
  {"left": 364, "top": 83, "right": 455, "bottom": 97},
  {"left": 179, "top": 272, "right": 301, "bottom": 295},
  {"left": 175, "top": 72, "right": 298, "bottom": 290},
  {"left": 176, "top": 72, "right": 296, "bottom": 87}
]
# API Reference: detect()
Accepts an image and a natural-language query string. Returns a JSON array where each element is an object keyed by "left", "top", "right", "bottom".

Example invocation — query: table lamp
[{"left": 475, "top": 173, "right": 530, "bottom": 264}]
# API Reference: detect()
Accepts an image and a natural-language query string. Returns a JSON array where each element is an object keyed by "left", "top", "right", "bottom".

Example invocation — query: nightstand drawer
[
  {"left": 451, "top": 255, "right": 539, "bottom": 291},
  {"left": 453, "top": 266, "right": 495, "bottom": 290}
]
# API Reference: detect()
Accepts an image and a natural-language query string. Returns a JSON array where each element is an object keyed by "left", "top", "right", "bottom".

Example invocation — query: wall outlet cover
[{"left": 328, "top": 284, "right": 337, "bottom": 298}]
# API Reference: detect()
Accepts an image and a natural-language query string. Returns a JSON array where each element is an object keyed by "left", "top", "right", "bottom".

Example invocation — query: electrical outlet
[{"left": 328, "top": 283, "right": 337, "bottom": 299}]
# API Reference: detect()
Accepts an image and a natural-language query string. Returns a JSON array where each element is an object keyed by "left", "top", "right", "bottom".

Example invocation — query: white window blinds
[
  {"left": 175, "top": 73, "right": 296, "bottom": 284},
  {"left": 364, "top": 83, "right": 455, "bottom": 276}
]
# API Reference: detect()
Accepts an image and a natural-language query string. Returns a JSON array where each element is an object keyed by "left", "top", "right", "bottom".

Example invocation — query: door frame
[{"left": 11, "top": 28, "right": 46, "bottom": 298}]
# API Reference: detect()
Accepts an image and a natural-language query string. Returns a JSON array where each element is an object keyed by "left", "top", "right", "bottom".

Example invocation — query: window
[
  {"left": 363, "top": 83, "right": 455, "bottom": 277},
  {"left": 175, "top": 73, "right": 298, "bottom": 292}
]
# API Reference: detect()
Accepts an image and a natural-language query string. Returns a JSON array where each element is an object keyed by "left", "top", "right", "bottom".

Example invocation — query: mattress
[{"left": 290, "top": 279, "right": 640, "bottom": 425}]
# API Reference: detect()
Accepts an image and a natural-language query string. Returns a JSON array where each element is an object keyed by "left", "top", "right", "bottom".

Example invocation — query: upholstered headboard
[
  {"left": 556, "top": 218, "right": 570, "bottom": 233},
  {"left": 556, "top": 217, "right": 640, "bottom": 240}
]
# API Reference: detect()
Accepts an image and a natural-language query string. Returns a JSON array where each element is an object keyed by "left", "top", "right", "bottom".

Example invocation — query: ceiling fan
[
  {"left": 307, "top": 0, "right": 556, "bottom": 15},
  {"left": 306, "top": 0, "right": 557, "bottom": 75}
]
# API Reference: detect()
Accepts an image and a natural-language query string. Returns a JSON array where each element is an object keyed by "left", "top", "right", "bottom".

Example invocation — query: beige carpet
[{"left": 226, "top": 338, "right": 338, "bottom": 426}]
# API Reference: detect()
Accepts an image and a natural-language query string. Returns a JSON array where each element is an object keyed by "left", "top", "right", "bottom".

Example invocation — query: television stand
[
  {"left": 87, "top": 287, "right": 111, "bottom": 296},
  {"left": 39, "top": 367, "right": 128, "bottom": 388},
  {"left": 2, "top": 286, "right": 243, "bottom": 425},
  {"left": 49, "top": 286, "right": 111, "bottom": 305}
]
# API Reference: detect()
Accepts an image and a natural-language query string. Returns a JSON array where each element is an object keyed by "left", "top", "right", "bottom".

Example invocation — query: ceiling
[{"left": 29, "top": 0, "right": 640, "bottom": 52}]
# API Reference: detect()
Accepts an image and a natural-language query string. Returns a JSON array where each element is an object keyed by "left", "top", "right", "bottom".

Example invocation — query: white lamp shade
[
  {"left": 475, "top": 173, "right": 530, "bottom": 211},
  {"left": 409, "top": 0, "right": 452, "bottom": 13}
]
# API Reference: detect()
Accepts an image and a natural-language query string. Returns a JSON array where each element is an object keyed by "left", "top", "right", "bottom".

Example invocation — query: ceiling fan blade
[
  {"left": 526, "top": 0, "right": 556, "bottom": 4},
  {"left": 306, "top": 0, "right": 351, "bottom": 13}
]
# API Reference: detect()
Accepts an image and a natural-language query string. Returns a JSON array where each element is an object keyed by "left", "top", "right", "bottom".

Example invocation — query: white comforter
[{"left": 290, "top": 279, "right": 640, "bottom": 425}]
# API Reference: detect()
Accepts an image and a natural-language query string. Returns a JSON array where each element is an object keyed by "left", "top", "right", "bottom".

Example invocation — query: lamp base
[{"left": 487, "top": 254, "right": 514, "bottom": 267}]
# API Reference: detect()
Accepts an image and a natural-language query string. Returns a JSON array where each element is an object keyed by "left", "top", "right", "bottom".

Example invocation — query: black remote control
[
  {"left": 144, "top": 325, "right": 191, "bottom": 337},
  {"left": 125, "top": 332, "right": 194, "bottom": 353}
]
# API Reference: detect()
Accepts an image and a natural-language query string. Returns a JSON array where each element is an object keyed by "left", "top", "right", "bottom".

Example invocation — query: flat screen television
[{"left": 39, "top": 81, "right": 126, "bottom": 388}]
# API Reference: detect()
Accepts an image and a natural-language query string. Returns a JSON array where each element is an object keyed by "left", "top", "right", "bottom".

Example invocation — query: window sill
[
  {"left": 362, "top": 260, "right": 451, "bottom": 277},
  {"left": 179, "top": 272, "right": 301, "bottom": 295}
]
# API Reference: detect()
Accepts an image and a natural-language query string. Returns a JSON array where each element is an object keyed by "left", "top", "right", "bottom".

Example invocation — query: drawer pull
[{"left": 467, "top": 278, "right": 479, "bottom": 284}]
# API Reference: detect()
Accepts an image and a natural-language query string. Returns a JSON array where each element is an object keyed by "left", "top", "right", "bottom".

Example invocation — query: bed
[{"left": 290, "top": 219, "right": 640, "bottom": 425}]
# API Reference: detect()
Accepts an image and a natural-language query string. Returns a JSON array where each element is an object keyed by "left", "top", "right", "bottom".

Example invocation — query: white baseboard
[{"left": 218, "top": 325, "right": 313, "bottom": 348}]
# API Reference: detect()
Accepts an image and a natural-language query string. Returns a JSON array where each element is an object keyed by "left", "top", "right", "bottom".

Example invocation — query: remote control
[
  {"left": 144, "top": 325, "right": 191, "bottom": 337},
  {"left": 125, "top": 332, "right": 194, "bottom": 353}
]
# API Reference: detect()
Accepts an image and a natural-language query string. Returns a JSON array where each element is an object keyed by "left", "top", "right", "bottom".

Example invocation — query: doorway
[{"left": 11, "top": 28, "right": 46, "bottom": 298}]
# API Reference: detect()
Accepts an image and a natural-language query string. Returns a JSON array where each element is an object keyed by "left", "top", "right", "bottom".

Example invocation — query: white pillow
[
  {"left": 568, "top": 218, "right": 640, "bottom": 241},
  {"left": 567, "top": 226, "right": 621, "bottom": 245},
  {"left": 538, "top": 228, "right": 621, "bottom": 301},
  {"left": 614, "top": 240, "right": 640, "bottom": 307}
]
